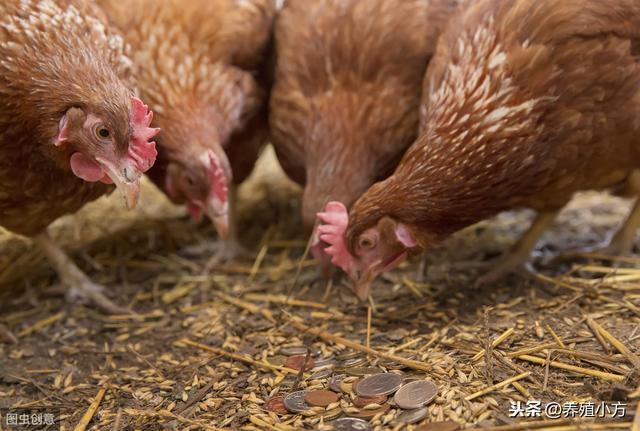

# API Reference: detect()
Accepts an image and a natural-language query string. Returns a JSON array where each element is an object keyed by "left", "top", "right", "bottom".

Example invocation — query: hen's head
[
  {"left": 164, "top": 148, "right": 232, "bottom": 238},
  {"left": 317, "top": 201, "right": 419, "bottom": 301},
  {"left": 54, "top": 97, "right": 159, "bottom": 209}
]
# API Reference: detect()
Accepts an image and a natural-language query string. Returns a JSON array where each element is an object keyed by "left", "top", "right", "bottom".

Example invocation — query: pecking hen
[
  {"left": 0, "top": 0, "right": 158, "bottom": 312},
  {"left": 319, "top": 0, "right": 640, "bottom": 299},
  {"left": 97, "top": 0, "right": 276, "bottom": 263},
  {"left": 269, "top": 0, "right": 464, "bottom": 273}
]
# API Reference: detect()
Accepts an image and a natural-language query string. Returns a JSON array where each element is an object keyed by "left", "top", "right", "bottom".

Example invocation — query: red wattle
[
  {"left": 70, "top": 153, "right": 104, "bottom": 182},
  {"left": 187, "top": 202, "right": 203, "bottom": 222}
]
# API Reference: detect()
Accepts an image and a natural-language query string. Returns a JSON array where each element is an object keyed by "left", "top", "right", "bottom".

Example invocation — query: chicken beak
[
  {"left": 96, "top": 157, "right": 140, "bottom": 210},
  {"left": 351, "top": 251, "right": 409, "bottom": 302},
  {"left": 352, "top": 267, "right": 377, "bottom": 301},
  {"left": 204, "top": 197, "right": 229, "bottom": 240}
]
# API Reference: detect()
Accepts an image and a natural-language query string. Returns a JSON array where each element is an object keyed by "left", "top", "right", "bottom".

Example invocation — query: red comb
[
  {"left": 316, "top": 201, "right": 356, "bottom": 274},
  {"left": 128, "top": 97, "right": 159, "bottom": 172},
  {"left": 207, "top": 150, "right": 229, "bottom": 204}
]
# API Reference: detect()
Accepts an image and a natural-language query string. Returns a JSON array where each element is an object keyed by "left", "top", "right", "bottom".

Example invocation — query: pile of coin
[{"left": 264, "top": 346, "right": 454, "bottom": 430}]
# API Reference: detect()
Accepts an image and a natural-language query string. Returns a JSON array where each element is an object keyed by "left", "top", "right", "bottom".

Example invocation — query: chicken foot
[
  {"left": 476, "top": 211, "right": 559, "bottom": 286},
  {"left": 35, "top": 232, "right": 131, "bottom": 314},
  {"left": 558, "top": 170, "right": 640, "bottom": 258},
  {"left": 593, "top": 170, "right": 640, "bottom": 255},
  {"left": 204, "top": 185, "right": 248, "bottom": 269}
]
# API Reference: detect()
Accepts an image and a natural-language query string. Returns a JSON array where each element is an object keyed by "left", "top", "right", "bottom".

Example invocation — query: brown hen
[
  {"left": 320, "top": 0, "right": 640, "bottom": 299},
  {"left": 269, "top": 0, "right": 464, "bottom": 273},
  {"left": 98, "top": 0, "right": 276, "bottom": 262},
  {"left": 0, "top": 0, "right": 158, "bottom": 312}
]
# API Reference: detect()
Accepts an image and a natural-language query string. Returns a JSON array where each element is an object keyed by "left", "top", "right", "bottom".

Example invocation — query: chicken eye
[
  {"left": 358, "top": 237, "right": 375, "bottom": 250},
  {"left": 94, "top": 124, "right": 111, "bottom": 141}
]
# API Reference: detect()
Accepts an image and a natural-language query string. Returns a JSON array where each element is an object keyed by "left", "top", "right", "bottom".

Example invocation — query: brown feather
[
  {"left": 270, "top": 0, "right": 464, "bottom": 231},
  {"left": 348, "top": 0, "right": 640, "bottom": 250},
  {"left": 0, "top": 0, "right": 136, "bottom": 236}
]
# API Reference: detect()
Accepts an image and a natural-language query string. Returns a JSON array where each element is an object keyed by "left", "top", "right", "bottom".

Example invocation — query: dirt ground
[{"left": 0, "top": 148, "right": 638, "bottom": 431}]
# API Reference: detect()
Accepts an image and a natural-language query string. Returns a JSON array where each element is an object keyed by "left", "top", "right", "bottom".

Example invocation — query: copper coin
[
  {"left": 355, "top": 373, "right": 403, "bottom": 397},
  {"left": 351, "top": 377, "right": 363, "bottom": 393},
  {"left": 348, "top": 403, "right": 390, "bottom": 419},
  {"left": 305, "top": 389, "right": 339, "bottom": 407},
  {"left": 264, "top": 396, "right": 288, "bottom": 415},
  {"left": 414, "top": 421, "right": 461, "bottom": 431},
  {"left": 285, "top": 354, "right": 315, "bottom": 371},
  {"left": 352, "top": 394, "right": 387, "bottom": 408},
  {"left": 394, "top": 380, "right": 438, "bottom": 410}
]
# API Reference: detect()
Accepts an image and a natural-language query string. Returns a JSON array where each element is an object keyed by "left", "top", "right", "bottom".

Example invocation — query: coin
[
  {"left": 414, "top": 421, "right": 461, "bottom": 431},
  {"left": 309, "top": 369, "right": 333, "bottom": 380},
  {"left": 320, "top": 407, "right": 343, "bottom": 421},
  {"left": 285, "top": 354, "right": 315, "bottom": 371},
  {"left": 336, "top": 351, "right": 361, "bottom": 361},
  {"left": 310, "top": 347, "right": 323, "bottom": 357},
  {"left": 264, "top": 396, "right": 288, "bottom": 415},
  {"left": 329, "top": 374, "right": 347, "bottom": 392},
  {"left": 351, "top": 377, "right": 363, "bottom": 393},
  {"left": 341, "top": 357, "right": 367, "bottom": 368},
  {"left": 348, "top": 403, "right": 390, "bottom": 419},
  {"left": 283, "top": 390, "right": 310, "bottom": 413},
  {"left": 278, "top": 375, "right": 297, "bottom": 391},
  {"left": 346, "top": 367, "right": 383, "bottom": 376},
  {"left": 332, "top": 417, "right": 372, "bottom": 431},
  {"left": 305, "top": 389, "right": 339, "bottom": 407},
  {"left": 352, "top": 394, "right": 387, "bottom": 408},
  {"left": 314, "top": 357, "right": 337, "bottom": 368},
  {"left": 394, "top": 380, "right": 438, "bottom": 409},
  {"left": 395, "top": 407, "right": 428, "bottom": 424},
  {"left": 355, "top": 373, "right": 403, "bottom": 397},
  {"left": 280, "top": 345, "right": 308, "bottom": 356}
]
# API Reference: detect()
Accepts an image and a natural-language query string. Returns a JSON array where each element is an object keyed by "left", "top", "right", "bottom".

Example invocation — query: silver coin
[
  {"left": 283, "top": 390, "right": 310, "bottom": 413},
  {"left": 280, "top": 346, "right": 308, "bottom": 356},
  {"left": 314, "top": 356, "right": 337, "bottom": 367},
  {"left": 336, "top": 351, "right": 361, "bottom": 361},
  {"left": 394, "top": 380, "right": 438, "bottom": 409},
  {"left": 309, "top": 369, "right": 333, "bottom": 380},
  {"left": 395, "top": 407, "right": 428, "bottom": 424},
  {"left": 329, "top": 374, "right": 347, "bottom": 392},
  {"left": 332, "top": 417, "right": 372, "bottom": 431},
  {"left": 341, "top": 357, "right": 366, "bottom": 368},
  {"left": 355, "top": 373, "right": 403, "bottom": 397}
]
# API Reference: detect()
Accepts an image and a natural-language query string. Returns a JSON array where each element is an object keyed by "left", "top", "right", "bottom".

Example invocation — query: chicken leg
[
  {"left": 476, "top": 211, "right": 559, "bottom": 286},
  {"left": 596, "top": 170, "right": 640, "bottom": 255},
  {"left": 558, "top": 170, "right": 640, "bottom": 258},
  {"left": 204, "top": 185, "right": 248, "bottom": 268},
  {"left": 35, "top": 232, "right": 130, "bottom": 314}
]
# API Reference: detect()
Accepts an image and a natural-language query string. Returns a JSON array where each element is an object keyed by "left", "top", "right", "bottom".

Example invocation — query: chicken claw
[
  {"left": 204, "top": 238, "right": 249, "bottom": 269},
  {"left": 476, "top": 211, "right": 558, "bottom": 286},
  {"left": 35, "top": 232, "right": 132, "bottom": 315},
  {"left": 555, "top": 171, "right": 640, "bottom": 260}
]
